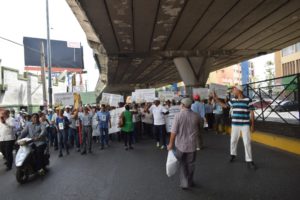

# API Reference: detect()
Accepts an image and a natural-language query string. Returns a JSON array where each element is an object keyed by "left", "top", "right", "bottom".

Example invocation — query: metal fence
[{"left": 243, "top": 73, "right": 300, "bottom": 125}]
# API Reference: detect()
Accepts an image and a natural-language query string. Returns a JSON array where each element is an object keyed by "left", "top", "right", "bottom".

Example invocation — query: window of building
[{"left": 282, "top": 45, "right": 296, "bottom": 57}]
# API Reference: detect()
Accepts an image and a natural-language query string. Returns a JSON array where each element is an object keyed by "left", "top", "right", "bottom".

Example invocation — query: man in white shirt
[
  {"left": 0, "top": 109, "right": 16, "bottom": 171},
  {"left": 148, "top": 98, "right": 169, "bottom": 149},
  {"left": 63, "top": 105, "right": 72, "bottom": 120}
]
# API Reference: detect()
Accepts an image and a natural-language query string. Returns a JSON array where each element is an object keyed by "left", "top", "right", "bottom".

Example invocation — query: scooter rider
[{"left": 20, "top": 113, "right": 47, "bottom": 172}]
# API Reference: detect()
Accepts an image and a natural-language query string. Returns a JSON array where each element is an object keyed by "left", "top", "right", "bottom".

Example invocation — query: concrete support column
[{"left": 174, "top": 57, "right": 211, "bottom": 96}]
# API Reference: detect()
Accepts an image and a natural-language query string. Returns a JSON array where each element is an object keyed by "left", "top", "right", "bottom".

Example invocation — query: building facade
[{"left": 275, "top": 42, "right": 300, "bottom": 77}]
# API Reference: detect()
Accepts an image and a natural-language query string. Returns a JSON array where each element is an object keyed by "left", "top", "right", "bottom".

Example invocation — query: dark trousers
[
  {"left": 154, "top": 125, "right": 167, "bottom": 146},
  {"left": 176, "top": 150, "right": 197, "bottom": 188},
  {"left": 205, "top": 113, "right": 214, "bottom": 129},
  {"left": 58, "top": 129, "right": 69, "bottom": 154},
  {"left": 0, "top": 140, "right": 14, "bottom": 168},
  {"left": 123, "top": 131, "right": 133, "bottom": 147},
  {"left": 69, "top": 128, "right": 80, "bottom": 149},
  {"left": 49, "top": 126, "right": 58, "bottom": 148},
  {"left": 35, "top": 143, "right": 47, "bottom": 170},
  {"left": 143, "top": 123, "right": 153, "bottom": 138},
  {"left": 82, "top": 126, "right": 92, "bottom": 152},
  {"left": 100, "top": 127, "right": 109, "bottom": 147}
]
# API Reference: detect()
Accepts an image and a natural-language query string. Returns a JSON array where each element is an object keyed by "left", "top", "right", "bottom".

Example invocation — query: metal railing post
[{"left": 258, "top": 88, "right": 265, "bottom": 121}]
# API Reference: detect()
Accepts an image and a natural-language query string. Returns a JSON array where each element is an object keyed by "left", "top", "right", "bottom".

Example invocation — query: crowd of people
[{"left": 0, "top": 85, "right": 256, "bottom": 189}]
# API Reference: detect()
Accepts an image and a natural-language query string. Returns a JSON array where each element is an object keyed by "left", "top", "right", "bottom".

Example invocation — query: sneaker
[
  {"left": 58, "top": 153, "right": 63, "bottom": 158},
  {"left": 125, "top": 146, "right": 129, "bottom": 151},
  {"left": 247, "top": 161, "right": 257, "bottom": 170},
  {"left": 100, "top": 146, "right": 104, "bottom": 150},
  {"left": 88, "top": 150, "right": 92, "bottom": 154},
  {"left": 229, "top": 155, "right": 236, "bottom": 163},
  {"left": 76, "top": 148, "right": 80, "bottom": 152},
  {"left": 129, "top": 146, "right": 134, "bottom": 150},
  {"left": 156, "top": 142, "right": 160, "bottom": 148},
  {"left": 67, "top": 151, "right": 70, "bottom": 155},
  {"left": 160, "top": 146, "right": 165, "bottom": 150},
  {"left": 196, "top": 148, "right": 200, "bottom": 151},
  {"left": 81, "top": 151, "right": 87, "bottom": 155}
]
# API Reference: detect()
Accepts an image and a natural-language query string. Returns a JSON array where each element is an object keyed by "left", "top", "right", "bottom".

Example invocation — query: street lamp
[{"left": 46, "top": 0, "right": 53, "bottom": 108}]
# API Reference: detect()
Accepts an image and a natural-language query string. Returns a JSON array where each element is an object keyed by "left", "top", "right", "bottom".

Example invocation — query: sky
[
  {"left": 0, "top": 0, "right": 98, "bottom": 91},
  {"left": 0, "top": 0, "right": 275, "bottom": 90}
]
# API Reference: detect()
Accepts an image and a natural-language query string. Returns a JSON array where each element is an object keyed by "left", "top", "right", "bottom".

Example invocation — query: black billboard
[{"left": 23, "top": 37, "right": 84, "bottom": 70}]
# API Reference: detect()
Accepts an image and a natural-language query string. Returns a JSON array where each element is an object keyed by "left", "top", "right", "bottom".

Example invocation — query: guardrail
[{"left": 243, "top": 73, "right": 299, "bottom": 125}]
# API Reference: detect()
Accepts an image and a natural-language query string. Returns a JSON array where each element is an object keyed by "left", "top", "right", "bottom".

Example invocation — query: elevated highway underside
[{"left": 66, "top": 0, "right": 300, "bottom": 93}]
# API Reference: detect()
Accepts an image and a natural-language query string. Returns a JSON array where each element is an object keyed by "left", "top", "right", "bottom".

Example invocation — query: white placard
[
  {"left": 166, "top": 106, "right": 181, "bottom": 132},
  {"left": 54, "top": 93, "right": 74, "bottom": 106},
  {"left": 101, "top": 93, "right": 123, "bottom": 107},
  {"left": 192, "top": 88, "right": 209, "bottom": 100},
  {"left": 158, "top": 91, "right": 175, "bottom": 101},
  {"left": 209, "top": 83, "right": 228, "bottom": 99},
  {"left": 109, "top": 107, "right": 125, "bottom": 134},
  {"left": 135, "top": 88, "right": 156, "bottom": 103},
  {"left": 67, "top": 41, "right": 81, "bottom": 48}
]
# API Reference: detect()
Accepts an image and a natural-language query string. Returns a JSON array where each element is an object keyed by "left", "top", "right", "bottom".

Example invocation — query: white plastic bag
[{"left": 166, "top": 150, "right": 179, "bottom": 177}]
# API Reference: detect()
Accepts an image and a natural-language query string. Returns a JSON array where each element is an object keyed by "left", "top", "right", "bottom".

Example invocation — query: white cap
[
  {"left": 65, "top": 105, "right": 71, "bottom": 109},
  {"left": 181, "top": 98, "right": 193, "bottom": 107},
  {"left": 234, "top": 85, "right": 243, "bottom": 92},
  {"left": 153, "top": 97, "right": 159, "bottom": 101},
  {"left": 48, "top": 108, "right": 53, "bottom": 112}
]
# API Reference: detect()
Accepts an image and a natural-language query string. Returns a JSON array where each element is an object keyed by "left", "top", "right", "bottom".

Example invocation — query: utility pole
[
  {"left": 46, "top": 0, "right": 53, "bottom": 108},
  {"left": 40, "top": 42, "right": 47, "bottom": 110}
]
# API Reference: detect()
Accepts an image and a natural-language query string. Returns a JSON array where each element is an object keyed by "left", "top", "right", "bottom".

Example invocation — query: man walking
[
  {"left": 213, "top": 85, "right": 257, "bottom": 170},
  {"left": 97, "top": 104, "right": 111, "bottom": 150},
  {"left": 168, "top": 98, "right": 201, "bottom": 190},
  {"left": 148, "top": 98, "right": 169, "bottom": 149}
]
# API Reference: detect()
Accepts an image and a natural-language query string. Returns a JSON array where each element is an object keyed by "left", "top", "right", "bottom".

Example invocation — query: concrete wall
[{"left": 0, "top": 66, "right": 66, "bottom": 112}]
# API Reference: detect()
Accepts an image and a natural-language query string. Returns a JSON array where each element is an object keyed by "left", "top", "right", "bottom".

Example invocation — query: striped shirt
[{"left": 228, "top": 97, "right": 255, "bottom": 126}]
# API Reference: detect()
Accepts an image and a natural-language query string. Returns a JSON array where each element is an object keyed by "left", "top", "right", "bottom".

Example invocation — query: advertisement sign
[{"left": 101, "top": 93, "right": 123, "bottom": 107}]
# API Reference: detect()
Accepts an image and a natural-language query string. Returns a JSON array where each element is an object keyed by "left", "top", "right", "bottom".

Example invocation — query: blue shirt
[
  {"left": 213, "top": 104, "right": 223, "bottom": 115},
  {"left": 191, "top": 101, "right": 206, "bottom": 119},
  {"left": 228, "top": 97, "right": 255, "bottom": 126},
  {"left": 97, "top": 111, "right": 110, "bottom": 129}
]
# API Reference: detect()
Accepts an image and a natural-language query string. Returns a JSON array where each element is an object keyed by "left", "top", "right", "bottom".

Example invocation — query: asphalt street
[{"left": 0, "top": 133, "right": 300, "bottom": 200}]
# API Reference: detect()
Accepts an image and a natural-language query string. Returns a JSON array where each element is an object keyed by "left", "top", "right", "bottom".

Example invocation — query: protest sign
[
  {"left": 158, "top": 91, "right": 175, "bottom": 101},
  {"left": 101, "top": 93, "right": 123, "bottom": 107},
  {"left": 109, "top": 107, "right": 125, "bottom": 134},
  {"left": 54, "top": 93, "right": 74, "bottom": 107},
  {"left": 209, "top": 83, "right": 228, "bottom": 99},
  {"left": 166, "top": 106, "right": 181, "bottom": 132},
  {"left": 135, "top": 88, "right": 156, "bottom": 103},
  {"left": 192, "top": 88, "right": 209, "bottom": 99}
]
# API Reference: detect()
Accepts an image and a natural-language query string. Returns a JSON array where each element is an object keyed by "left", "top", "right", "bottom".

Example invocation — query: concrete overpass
[{"left": 66, "top": 0, "right": 300, "bottom": 93}]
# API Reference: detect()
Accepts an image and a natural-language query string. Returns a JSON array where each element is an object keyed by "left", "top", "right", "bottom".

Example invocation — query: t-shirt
[
  {"left": 228, "top": 97, "right": 255, "bottom": 126},
  {"left": 81, "top": 112, "right": 93, "bottom": 126},
  {"left": 149, "top": 104, "right": 168, "bottom": 125},
  {"left": 191, "top": 101, "right": 206, "bottom": 119},
  {"left": 97, "top": 111, "right": 110, "bottom": 129},
  {"left": 56, "top": 117, "right": 68, "bottom": 131},
  {"left": 69, "top": 115, "right": 77, "bottom": 129}
]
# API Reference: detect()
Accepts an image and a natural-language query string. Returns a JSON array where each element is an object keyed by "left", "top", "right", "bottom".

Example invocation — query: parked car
[
  {"left": 273, "top": 101, "right": 299, "bottom": 112},
  {"left": 252, "top": 99, "right": 273, "bottom": 109}
]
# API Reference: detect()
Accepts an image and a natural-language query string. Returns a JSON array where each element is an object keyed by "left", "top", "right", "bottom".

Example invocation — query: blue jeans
[
  {"left": 154, "top": 125, "right": 167, "bottom": 146},
  {"left": 100, "top": 127, "right": 109, "bottom": 147},
  {"left": 69, "top": 128, "right": 80, "bottom": 149},
  {"left": 58, "top": 129, "right": 69, "bottom": 154}
]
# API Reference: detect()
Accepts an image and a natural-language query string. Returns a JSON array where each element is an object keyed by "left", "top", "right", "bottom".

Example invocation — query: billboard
[{"left": 23, "top": 37, "right": 84, "bottom": 72}]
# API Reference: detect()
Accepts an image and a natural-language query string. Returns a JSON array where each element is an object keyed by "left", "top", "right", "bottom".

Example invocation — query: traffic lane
[{"left": 0, "top": 133, "right": 299, "bottom": 200}]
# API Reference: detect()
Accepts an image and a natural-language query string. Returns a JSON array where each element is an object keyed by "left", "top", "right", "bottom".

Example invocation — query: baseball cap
[{"left": 193, "top": 95, "right": 200, "bottom": 101}]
